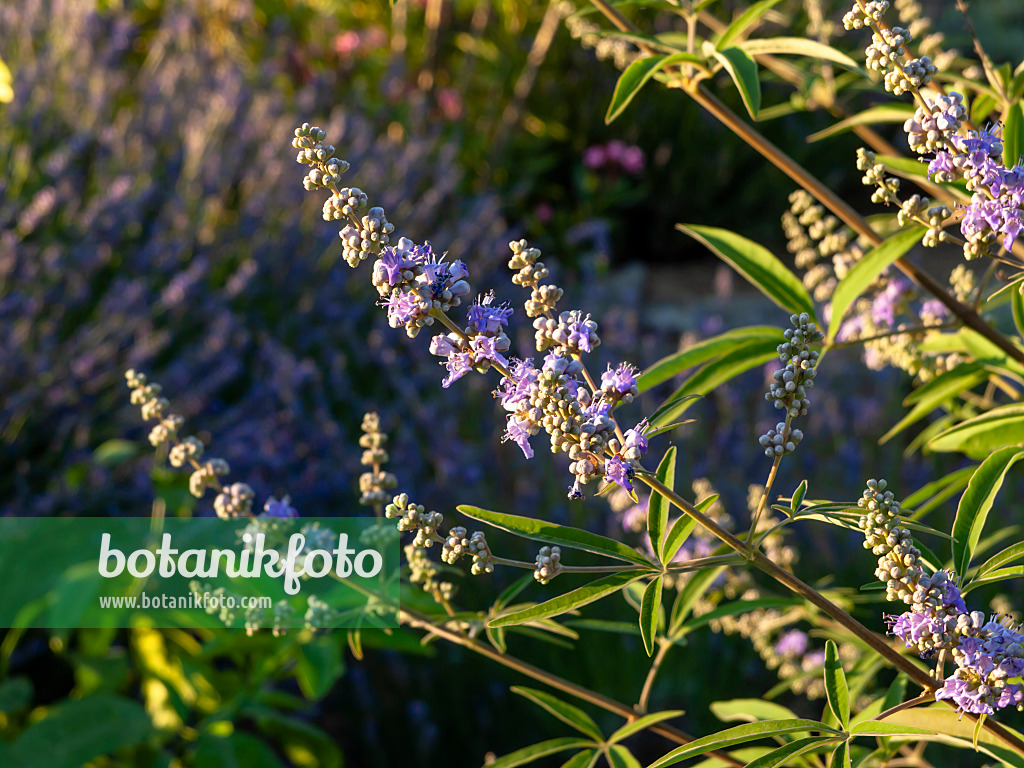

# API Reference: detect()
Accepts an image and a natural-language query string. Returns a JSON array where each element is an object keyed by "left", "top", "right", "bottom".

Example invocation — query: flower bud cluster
[
  {"left": 386, "top": 493, "right": 444, "bottom": 548},
  {"left": 323, "top": 187, "right": 367, "bottom": 222},
  {"left": 213, "top": 482, "right": 255, "bottom": 518},
  {"left": 782, "top": 190, "right": 864, "bottom": 303},
  {"left": 904, "top": 92, "right": 966, "bottom": 154},
  {"left": 534, "top": 309, "right": 601, "bottom": 356},
  {"left": 508, "top": 240, "right": 564, "bottom": 318},
  {"left": 359, "top": 412, "right": 398, "bottom": 507},
  {"left": 856, "top": 148, "right": 901, "bottom": 206},
  {"left": 293, "top": 123, "right": 350, "bottom": 190},
  {"left": 842, "top": 0, "right": 889, "bottom": 29},
  {"left": 428, "top": 295, "right": 513, "bottom": 387},
  {"left": 599, "top": 362, "right": 640, "bottom": 406},
  {"left": 442, "top": 526, "right": 494, "bottom": 575},
  {"left": 405, "top": 543, "right": 455, "bottom": 604},
  {"left": 858, "top": 478, "right": 1024, "bottom": 714},
  {"left": 758, "top": 314, "right": 821, "bottom": 456},
  {"left": 560, "top": 0, "right": 638, "bottom": 70},
  {"left": 534, "top": 546, "right": 563, "bottom": 584}
]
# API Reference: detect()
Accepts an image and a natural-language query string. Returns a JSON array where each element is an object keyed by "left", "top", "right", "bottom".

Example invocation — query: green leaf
[
  {"left": 511, "top": 688, "right": 604, "bottom": 741},
  {"left": 678, "top": 598, "right": 802, "bottom": 633},
  {"left": 195, "top": 732, "right": 286, "bottom": 768},
  {"left": 5, "top": 694, "right": 152, "bottom": 767},
  {"left": 1012, "top": 289, "right": 1024, "bottom": 340},
  {"left": 639, "top": 326, "right": 782, "bottom": 392},
  {"left": 606, "top": 53, "right": 704, "bottom": 123},
  {"left": 744, "top": 736, "right": 840, "bottom": 768},
  {"left": 975, "top": 541, "right": 1024, "bottom": 578},
  {"left": 649, "top": 448, "right": 676, "bottom": 562},
  {"left": 849, "top": 721, "right": 935, "bottom": 737},
  {"left": 714, "top": 0, "right": 782, "bottom": 49},
  {"left": 881, "top": 707, "right": 1024, "bottom": 768},
  {"left": 828, "top": 740, "right": 850, "bottom": 768},
  {"left": 640, "top": 576, "right": 663, "bottom": 656},
  {"left": 676, "top": 225, "right": 815, "bottom": 320},
  {"left": 880, "top": 364, "right": 988, "bottom": 444},
  {"left": 93, "top": 439, "right": 139, "bottom": 467},
  {"left": 738, "top": 37, "right": 858, "bottom": 70},
  {"left": 560, "top": 750, "right": 599, "bottom": 768},
  {"left": 668, "top": 564, "right": 728, "bottom": 636},
  {"left": 712, "top": 47, "right": 761, "bottom": 119},
  {"left": 0, "top": 677, "right": 32, "bottom": 713},
  {"left": 1004, "top": 102, "right": 1024, "bottom": 167},
  {"left": 488, "top": 738, "right": 597, "bottom": 768},
  {"left": 710, "top": 699, "right": 798, "bottom": 723},
  {"left": 607, "top": 745, "right": 643, "bottom": 768},
  {"left": 827, "top": 226, "right": 924, "bottom": 341},
  {"left": 652, "top": 342, "right": 781, "bottom": 427},
  {"left": 963, "top": 565, "right": 1024, "bottom": 594},
  {"left": 489, "top": 572, "right": 644, "bottom": 627},
  {"left": 647, "top": 720, "right": 840, "bottom": 768},
  {"left": 823, "top": 640, "right": 850, "bottom": 729},
  {"left": 952, "top": 446, "right": 1024, "bottom": 577},
  {"left": 790, "top": 480, "right": 807, "bottom": 515},
  {"left": 609, "top": 710, "right": 685, "bottom": 744},
  {"left": 457, "top": 506, "right": 653, "bottom": 566},
  {"left": 928, "top": 403, "right": 1024, "bottom": 457},
  {"left": 807, "top": 104, "right": 915, "bottom": 142},
  {"left": 662, "top": 516, "right": 697, "bottom": 565}
]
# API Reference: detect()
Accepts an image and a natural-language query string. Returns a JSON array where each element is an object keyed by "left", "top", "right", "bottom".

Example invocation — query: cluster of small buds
[
  {"left": 304, "top": 595, "right": 338, "bottom": 631},
  {"left": 338, "top": 206, "right": 396, "bottom": 267},
  {"left": 599, "top": 362, "right": 640, "bottom": 406},
  {"left": 441, "top": 526, "right": 495, "bottom": 575},
  {"left": 533, "top": 309, "right": 600, "bottom": 356},
  {"left": 358, "top": 412, "right": 398, "bottom": 508},
  {"left": 323, "top": 186, "right": 367, "bottom": 222},
  {"left": 534, "top": 546, "right": 563, "bottom": 584},
  {"left": 405, "top": 543, "right": 455, "bottom": 604},
  {"left": 428, "top": 294, "right": 514, "bottom": 387},
  {"left": 508, "top": 240, "right": 563, "bottom": 317},
  {"left": 293, "top": 123, "right": 350, "bottom": 190},
  {"left": 884, "top": 54, "right": 936, "bottom": 96},
  {"left": 782, "top": 191, "right": 864, "bottom": 303},
  {"left": 759, "top": 314, "right": 821, "bottom": 456},
  {"left": 378, "top": 241, "right": 472, "bottom": 338},
  {"left": 559, "top": 0, "right": 639, "bottom": 70},
  {"left": 857, "top": 148, "right": 901, "bottom": 206},
  {"left": 148, "top": 413, "right": 182, "bottom": 447},
  {"left": 188, "top": 458, "right": 230, "bottom": 498},
  {"left": 169, "top": 436, "right": 203, "bottom": 468},
  {"left": 864, "top": 25, "right": 912, "bottom": 77},
  {"left": 842, "top": 0, "right": 889, "bottom": 29},
  {"left": 213, "top": 481, "right": 255, "bottom": 518},
  {"left": 386, "top": 493, "right": 443, "bottom": 548},
  {"left": 904, "top": 92, "right": 966, "bottom": 154}
]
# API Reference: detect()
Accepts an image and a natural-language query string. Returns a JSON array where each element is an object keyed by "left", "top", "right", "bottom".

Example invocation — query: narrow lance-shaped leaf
[
  {"left": 713, "top": 47, "right": 761, "bottom": 119},
  {"left": 457, "top": 505, "right": 654, "bottom": 566},
  {"left": 559, "top": 750, "right": 598, "bottom": 768},
  {"left": 928, "top": 403, "right": 1024, "bottom": 457},
  {"left": 823, "top": 640, "right": 850, "bottom": 729},
  {"left": 829, "top": 740, "right": 851, "bottom": 768},
  {"left": 849, "top": 721, "right": 935, "bottom": 737},
  {"left": 745, "top": 736, "right": 842, "bottom": 768},
  {"left": 510, "top": 687, "right": 604, "bottom": 741},
  {"left": 605, "top": 53, "right": 703, "bottom": 124},
  {"left": 676, "top": 224, "right": 816, "bottom": 321},
  {"left": 640, "top": 576, "right": 663, "bottom": 657},
  {"left": 739, "top": 37, "right": 859, "bottom": 70},
  {"left": 488, "top": 738, "right": 598, "bottom": 768},
  {"left": 607, "top": 745, "right": 642, "bottom": 768},
  {"left": 647, "top": 720, "right": 841, "bottom": 768},
  {"left": 489, "top": 572, "right": 643, "bottom": 628},
  {"left": 827, "top": 225, "right": 925, "bottom": 341},
  {"left": 648, "top": 448, "right": 676, "bottom": 563},
  {"left": 1004, "top": 101, "right": 1024, "bottom": 168},
  {"left": 638, "top": 326, "right": 782, "bottom": 392},
  {"left": 608, "top": 710, "right": 685, "bottom": 744},
  {"left": 714, "top": 0, "right": 783, "bottom": 48},
  {"left": 952, "top": 446, "right": 1024, "bottom": 578},
  {"left": 975, "top": 541, "right": 1024, "bottom": 579}
]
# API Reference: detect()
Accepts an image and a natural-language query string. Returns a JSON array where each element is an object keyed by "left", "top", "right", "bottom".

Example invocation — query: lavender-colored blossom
[
  {"left": 503, "top": 415, "right": 534, "bottom": 459},
  {"left": 623, "top": 423, "right": 648, "bottom": 457},
  {"left": 566, "top": 317, "right": 595, "bottom": 352},
  {"left": 775, "top": 629, "right": 809, "bottom": 657},
  {"left": 603, "top": 455, "right": 633, "bottom": 492},
  {"left": 467, "top": 294, "right": 513, "bottom": 334},
  {"left": 920, "top": 298, "right": 948, "bottom": 319},
  {"left": 870, "top": 276, "right": 909, "bottom": 326},
  {"left": 928, "top": 151, "right": 954, "bottom": 178},
  {"left": 495, "top": 358, "right": 539, "bottom": 409},
  {"left": 384, "top": 291, "right": 425, "bottom": 326},
  {"left": 601, "top": 362, "right": 638, "bottom": 395},
  {"left": 469, "top": 336, "right": 508, "bottom": 367},
  {"left": 262, "top": 496, "right": 298, "bottom": 518},
  {"left": 442, "top": 352, "right": 473, "bottom": 388},
  {"left": 621, "top": 499, "right": 647, "bottom": 532}
]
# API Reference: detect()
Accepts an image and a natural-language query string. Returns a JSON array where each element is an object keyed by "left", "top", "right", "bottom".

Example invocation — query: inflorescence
[
  {"left": 859, "top": 478, "right": 1024, "bottom": 715},
  {"left": 758, "top": 313, "right": 822, "bottom": 457}
]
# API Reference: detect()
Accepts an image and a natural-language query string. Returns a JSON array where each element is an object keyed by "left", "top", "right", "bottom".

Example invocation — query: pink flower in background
[
  {"left": 583, "top": 141, "right": 645, "bottom": 175},
  {"left": 535, "top": 202, "right": 553, "bottom": 222},
  {"left": 437, "top": 88, "right": 463, "bottom": 121},
  {"left": 605, "top": 140, "right": 627, "bottom": 163},
  {"left": 620, "top": 145, "right": 644, "bottom": 174},
  {"left": 583, "top": 145, "right": 606, "bottom": 169},
  {"left": 334, "top": 31, "right": 361, "bottom": 58}
]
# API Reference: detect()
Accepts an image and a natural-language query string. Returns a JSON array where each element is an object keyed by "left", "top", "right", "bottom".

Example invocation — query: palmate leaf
[
  {"left": 953, "top": 446, "right": 1024, "bottom": 578},
  {"left": 457, "top": 505, "right": 654, "bottom": 566},
  {"left": 827, "top": 225, "right": 925, "bottom": 341},
  {"left": 510, "top": 688, "right": 603, "bottom": 741},
  {"left": 489, "top": 572, "right": 644, "bottom": 628},
  {"left": 928, "top": 403, "right": 1024, "bottom": 457},
  {"left": 638, "top": 326, "right": 782, "bottom": 392},
  {"left": 488, "top": 738, "right": 597, "bottom": 768},
  {"left": 676, "top": 225, "right": 816, "bottom": 322},
  {"left": 647, "top": 719, "right": 841, "bottom": 768}
]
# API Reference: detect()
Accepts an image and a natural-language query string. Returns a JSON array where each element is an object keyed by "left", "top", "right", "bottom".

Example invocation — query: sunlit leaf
[
  {"left": 511, "top": 688, "right": 603, "bottom": 741},
  {"left": 823, "top": 640, "right": 850, "bottom": 729},
  {"left": 714, "top": 0, "right": 782, "bottom": 49},
  {"left": 606, "top": 53, "right": 703, "bottom": 124},
  {"left": 712, "top": 47, "right": 761, "bottom": 119},
  {"left": 952, "top": 446, "right": 1024, "bottom": 578},
  {"left": 488, "top": 738, "right": 597, "bottom": 768},
  {"left": 640, "top": 576, "right": 663, "bottom": 656},
  {"left": 609, "top": 710, "right": 685, "bottom": 744},
  {"left": 739, "top": 37, "right": 858, "bottom": 70},
  {"left": 489, "top": 572, "right": 644, "bottom": 627},
  {"left": 647, "top": 719, "right": 840, "bottom": 768},
  {"left": 639, "top": 326, "right": 782, "bottom": 392},
  {"left": 928, "top": 403, "right": 1024, "bottom": 457}
]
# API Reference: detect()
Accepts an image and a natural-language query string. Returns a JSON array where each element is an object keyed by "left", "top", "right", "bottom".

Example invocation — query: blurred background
[{"left": 2, "top": 0, "right": 1024, "bottom": 765}]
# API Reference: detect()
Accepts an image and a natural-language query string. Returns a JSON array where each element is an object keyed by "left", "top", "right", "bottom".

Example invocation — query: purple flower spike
[
  {"left": 603, "top": 455, "right": 634, "bottom": 492},
  {"left": 467, "top": 294, "right": 513, "bottom": 334},
  {"left": 601, "top": 362, "right": 638, "bottom": 395}
]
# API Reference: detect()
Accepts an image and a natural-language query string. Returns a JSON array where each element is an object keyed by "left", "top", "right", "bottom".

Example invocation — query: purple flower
[
  {"left": 469, "top": 336, "right": 508, "bottom": 367},
  {"left": 583, "top": 146, "right": 606, "bottom": 169},
  {"left": 775, "top": 629, "right": 809, "bottom": 657},
  {"left": 928, "top": 151, "right": 955, "bottom": 179},
  {"left": 601, "top": 362, "right": 638, "bottom": 395},
  {"left": 503, "top": 415, "right": 534, "bottom": 459},
  {"left": 603, "top": 455, "right": 634, "bottom": 492},
  {"left": 429, "top": 334, "right": 460, "bottom": 357},
  {"left": 623, "top": 423, "right": 648, "bottom": 457},
  {"left": 376, "top": 246, "right": 410, "bottom": 286},
  {"left": 870, "top": 276, "right": 909, "bottom": 326},
  {"left": 384, "top": 291, "right": 425, "bottom": 327},
  {"left": 495, "top": 358, "right": 539, "bottom": 409},
  {"left": 920, "top": 299, "right": 948, "bottom": 319},
  {"left": 467, "top": 294, "right": 513, "bottom": 334},
  {"left": 566, "top": 316, "right": 595, "bottom": 352},
  {"left": 262, "top": 495, "right": 298, "bottom": 518},
  {"left": 442, "top": 352, "right": 473, "bottom": 388}
]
